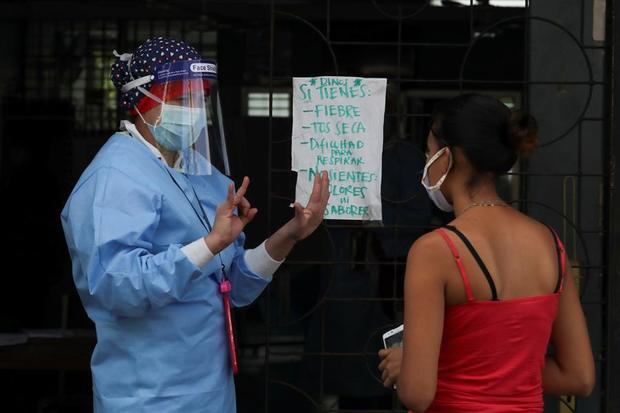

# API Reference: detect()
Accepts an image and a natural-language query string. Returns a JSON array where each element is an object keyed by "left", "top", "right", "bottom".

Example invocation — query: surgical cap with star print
[{"left": 111, "top": 37, "right": 202, "bottom": 113}]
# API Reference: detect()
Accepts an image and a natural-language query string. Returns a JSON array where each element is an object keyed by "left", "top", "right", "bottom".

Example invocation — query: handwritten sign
[{"left": 291, "top": 76, "right": 386, "bottom": 221}]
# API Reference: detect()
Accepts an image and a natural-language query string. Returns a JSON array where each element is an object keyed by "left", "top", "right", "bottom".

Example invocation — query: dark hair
[{"left": 431, "top": 93, "right": 538, "bottom": 175}]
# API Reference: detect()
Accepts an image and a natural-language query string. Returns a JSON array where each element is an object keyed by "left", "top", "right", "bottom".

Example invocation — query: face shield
[{"left": 132, "top": 60, "right": 230, "bottom": 176}]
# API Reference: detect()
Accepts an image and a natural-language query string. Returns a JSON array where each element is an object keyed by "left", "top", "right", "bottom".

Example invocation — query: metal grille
[
  {"left": 0, "top": 0, "right": 613, "bottom": 412},
  {"left": 258, "top": 1, "right": 610, "bottom": 413}
]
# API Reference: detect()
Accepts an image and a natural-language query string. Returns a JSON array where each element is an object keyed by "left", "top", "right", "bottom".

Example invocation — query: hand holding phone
[
  {"left": 382, "top": 324, "right": 404, "bottom": 349},
  {"left": 380, "top": 324, "right": 404, "bottom": 389}
]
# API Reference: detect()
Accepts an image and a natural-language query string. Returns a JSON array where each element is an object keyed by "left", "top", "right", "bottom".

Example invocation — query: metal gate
[
  {"left": 257, "top": 1, "right": 613, "bottom": 413},
  {"left": 0, "top": 0, "right": 615, "bottom": 412}
]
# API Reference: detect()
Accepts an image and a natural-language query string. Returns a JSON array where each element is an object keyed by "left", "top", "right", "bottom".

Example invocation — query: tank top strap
[
  {"left": 444, "top": 225, "right": 499, "bottom": 301},
  {"left": 545, "top": 225, "right": 567, "bottom": 293},
  {"left": 436, "top": 228, "right": 475, "bottom": 303}
]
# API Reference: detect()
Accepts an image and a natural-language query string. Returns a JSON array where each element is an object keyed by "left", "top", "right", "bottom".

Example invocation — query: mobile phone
[{"left": 382, "top": 324, "right": 404, "bottom": 349}]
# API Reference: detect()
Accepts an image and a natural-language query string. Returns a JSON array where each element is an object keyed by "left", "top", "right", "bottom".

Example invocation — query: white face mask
[{"left": 421, "top": 147, "right": 454, "bottom": 212}]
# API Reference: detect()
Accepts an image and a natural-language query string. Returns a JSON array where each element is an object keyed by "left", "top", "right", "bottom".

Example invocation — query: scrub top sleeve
[
  {"left": 66, "top": 167, "right": 204, "bottom": 317},
  {"left": 181, "top": 237, "right": 215, "bottom": 268},
  {"left": 244, "top": 240, "right": 284, "bottom": 279},
  {"left": 227, "top": 233, "right": 273, "bottom": 308}
]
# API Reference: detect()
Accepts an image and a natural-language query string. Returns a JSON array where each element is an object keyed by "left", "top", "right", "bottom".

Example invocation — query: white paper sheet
[{"left": 291, "top": 76, "right": 387, "bottom": 221}]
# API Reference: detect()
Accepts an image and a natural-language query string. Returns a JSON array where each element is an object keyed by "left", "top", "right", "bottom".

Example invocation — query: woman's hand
[
  {"left": 288, "top": 171, "right": 330, "bottom": 241},
  {"left": 206, "top": 176, "right": 257, "bottom": 254},
  {"left": 262, "top": 171, "right": 330, "bottom": 262},
  {"left": 378, "top": 347, "right": 403, "bottom": 388}
]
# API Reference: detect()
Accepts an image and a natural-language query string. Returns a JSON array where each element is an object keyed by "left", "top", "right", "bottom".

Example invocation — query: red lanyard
[
  {"left": 219, "top": 279, "right": 238, "bottom": 375},
  {"left": 163, "top": 170, "right": 239, "bottom": 375}
]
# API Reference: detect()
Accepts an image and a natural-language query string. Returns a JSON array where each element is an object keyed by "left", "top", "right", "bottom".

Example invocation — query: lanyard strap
[
  {"left": 220, "top": 280, "right": 238, "bottom": 374},
  {"left": 163, "top": 167, "right": 228, "bottom": 279},
  {"left": 165, "top": 167, "right": 238, "bottom": 375}
]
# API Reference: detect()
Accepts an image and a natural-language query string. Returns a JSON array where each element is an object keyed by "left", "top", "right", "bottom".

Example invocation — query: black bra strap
[
  {"left": 545, "top": 225, "right": 564, "bottom": 294},
  {"left": 444, "top": 225, "right": 499, "bottom": 301}
]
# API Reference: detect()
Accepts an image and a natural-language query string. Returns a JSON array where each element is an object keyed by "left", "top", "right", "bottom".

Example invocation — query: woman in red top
[{"left": 378, "top": 94, "right": 595, "bottom": 412}]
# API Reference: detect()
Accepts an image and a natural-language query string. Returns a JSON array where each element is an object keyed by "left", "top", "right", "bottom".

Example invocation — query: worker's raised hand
[
  {"left": 288, "top": 171, "right": 330, "bottom": 241},
  {"left": 206, "top": 177, "right": 257, "bottom": 254}
]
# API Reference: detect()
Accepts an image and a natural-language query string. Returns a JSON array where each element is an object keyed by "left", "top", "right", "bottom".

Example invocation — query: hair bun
[{"left": 509, "top": 111, "right": 539, "bottom": 156}]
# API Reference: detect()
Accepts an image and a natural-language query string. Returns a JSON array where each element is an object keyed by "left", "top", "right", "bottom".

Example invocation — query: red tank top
[{"left": 417, "top": 225, "right": 566, "bottom": 413}]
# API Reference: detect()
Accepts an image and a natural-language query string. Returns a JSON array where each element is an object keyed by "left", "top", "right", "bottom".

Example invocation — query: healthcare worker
[{"left": 61, "top": 37, "right": 329, "bottom": 412}]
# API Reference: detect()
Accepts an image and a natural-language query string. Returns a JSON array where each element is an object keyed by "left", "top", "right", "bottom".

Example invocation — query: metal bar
[
  {"left": 320, "top": 291, "right": 326, "bottom": 397},
  {"left": 100, "top": 19, "right": 105, "bottom": 132},
  {"left": 269, "top": 76, "right": 605, "bottom": 85},
  {"left": 604, "top": 0, "right": 620, "bottom": 410},
  {"left": 519, "top": 0, "right": 532, "bottom": 215},
  {"left": 265, "top": 2, "right": 275, "bottom": 412},
  {"left": 277, "top": 259, "right": 607, "bottom": 268},
  {"left": 330, "top": 40, "right": 470, "bottom": 47},
  {"left": 469, "top": 0, "right": 474, "bottom": 44},
  {"left": 84, "top": 19, "right": 91, "bottom": 133},
  {"left": 269, "top": 168, "right": 605, "bottom": 177},
  {"left": 581, "top": 0, "right": 586, "bottom": 45},
  {"left": 326, "top": 0, "right": 331, "bottom": 41},
  {"left": 116, "top": 20, "right": 127, "bottom": 125}
]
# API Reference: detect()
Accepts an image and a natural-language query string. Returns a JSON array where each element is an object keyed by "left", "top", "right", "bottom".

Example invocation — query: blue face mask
[{"left": 148, "top": 104, "right": 206, "bottom": 151}]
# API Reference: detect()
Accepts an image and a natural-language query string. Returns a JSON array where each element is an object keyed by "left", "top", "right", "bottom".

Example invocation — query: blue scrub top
[{"left": 61, "top": 133, "right": 271, "bottom": 412}]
